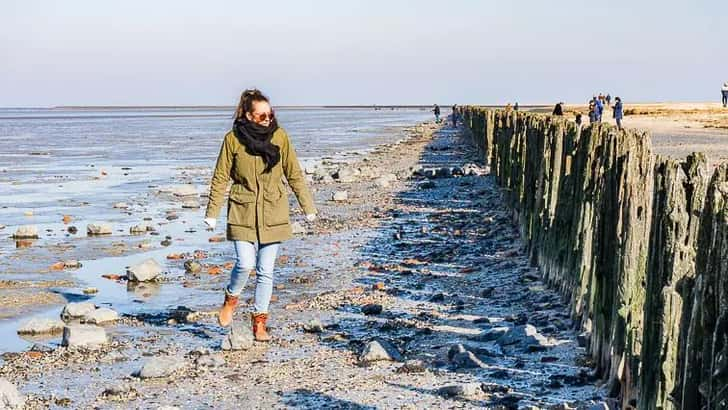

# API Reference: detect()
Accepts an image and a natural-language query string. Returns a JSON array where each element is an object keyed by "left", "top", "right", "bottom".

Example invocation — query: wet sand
[{"left": 0, "top": 122, "right": 606, "bottom": 408}]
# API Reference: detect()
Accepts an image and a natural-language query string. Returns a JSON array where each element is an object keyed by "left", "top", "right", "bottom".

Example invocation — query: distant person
[
  {"left": 595, "top": 97, "right": 604, "bottom": 122},
  {"left": 575, "top": 112, "right": 582, "bottom": 126},
  {"left": 451, "top": 104, "right": 458, "bottom": 127},
  {"left": 722, "top": 82, "right": 728, "bottom": 107},
  {"left": 552, "top": 102, "right": 564, "bottom": 116},
  {"left": 588, "top": 100, "right": 597, "bottom": 124},
  {"left": 514, "top": 102, "right": 519, "bottom": 111},
  {"left": 432, "top": 104, "right": 441, "bottom": 123},
  {"left": 606, "top": 94, "right": 612, "bottom": 107},
  {"left": 613, "top": 97, "right": 624, "bottom": 129},
  {"left": 505, "top": 103, "right": 513, "bottom": 112},
  {"left": 205, "top": 89, "right": 317, "bottom": 341}
]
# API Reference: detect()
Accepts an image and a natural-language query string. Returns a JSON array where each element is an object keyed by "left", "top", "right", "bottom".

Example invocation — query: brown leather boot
[
  {"left": 218, "top": 293, "right": 238, "bottom": 327},
  {"left": 251, "top": 313, "right": 271, "bottom": 342}
]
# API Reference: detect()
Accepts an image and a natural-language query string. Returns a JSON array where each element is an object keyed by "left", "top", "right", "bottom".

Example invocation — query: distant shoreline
[{"left": 46, "top": 105, "right": 437, "bottom": 110}]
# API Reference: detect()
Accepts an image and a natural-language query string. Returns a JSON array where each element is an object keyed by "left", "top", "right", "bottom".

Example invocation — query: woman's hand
[
  {"left": 204, "top": 217, "right": 217, "bottom": 230},
  {"left": 305, "top": 214, "right": 317, "bottom": 222}
]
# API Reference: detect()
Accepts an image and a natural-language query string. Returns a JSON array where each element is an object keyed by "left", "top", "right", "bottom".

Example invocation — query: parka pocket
[
  {"left": 227, "top": 187, "right": 256, "bottom": 228},
  {"left": 263, "top": 184, "right": 289, "bottom": 227}
]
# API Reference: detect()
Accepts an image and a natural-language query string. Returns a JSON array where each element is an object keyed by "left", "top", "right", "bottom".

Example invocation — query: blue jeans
[{"left": 225, "top": 241, "right": 280, "bottom": 313}]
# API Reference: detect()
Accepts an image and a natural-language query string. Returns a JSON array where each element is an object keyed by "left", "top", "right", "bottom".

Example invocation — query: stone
[
  {"left": 303, "top": 319, "right": 324, "bottom": 333},
  {"left": 67, "top": 226, "right": 78, "bottom": 234},
  {"left": 63, "top": 260, "right": 82, "bottom": 269},
  {"left": 358, "top": 339, "right": 403, "bottom": 363},
  {"left": 436, "top": 167, "right": 453, "bottom": 178},
  {"left": 130, "top": 223, "right": 154, "bottom": 234},
  {"left": 418, "top": 181, "right": 435, "bottom": 190},
  {"left": 221, "top": 323, "right": 254, "bottom": 351},
  {"left": 437, "top": 383, "right": 481, "bottom": 398},
  {"left": 361, "top": 304, "right": 383, "bottom": 315},
  {"left": 61, "top": 325, "right": 108, "bottom": 348},
  {"left": 181, "top": 200, "right": 200, "bottom": 209},
  {"left": 81, "top": 308, "right": 119, "bottom": 324},
  {"left": 184, "top": 260, "right": 202, "bottom": 274},
  {"left": 61, "top": 302, "right": 96, "bottom": 321},
  {"left": 87, "top": 223, "right": 113, "bottom": 235},
  {"left": 112, "top": 202, "right": 129, "bottom": 209},
  {"left": 451, "top": 351, "right": 488, "bottom": 368},
  {"left": 0, "top": 378, "right": 25, "bottom": 409},
  {"left": 12, "top": 225, "right": 38, "bottom": 239},
  {"left": 291, "top": 221, "right": 306, "bottom": 235},
  {"left": 136, "top": 356, "right": 186, "bottom": 379},
  {"left": 127, "top": 258, "right": 162, "bottom": 282},
  {"left": 496, "top": 324, "right": 551, "bottom": 349},
  {"left": 332, "top": 191, "right": 348, "bottom": 202},
  {"left": 17, "top": 317, "right": 66, "bottom": 335},
  {"left": 473, "top": 326, "right": 510, "bottom": 341}
]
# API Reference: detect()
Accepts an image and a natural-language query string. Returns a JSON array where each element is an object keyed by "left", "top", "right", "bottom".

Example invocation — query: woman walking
[{"left": 204, "top": 89, "right": 317, "bottom": 341}]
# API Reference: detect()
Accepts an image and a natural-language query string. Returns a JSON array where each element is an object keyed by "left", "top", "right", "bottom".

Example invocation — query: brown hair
[{"left": 234, "top": 89, "right": 270, "bottom": 121}]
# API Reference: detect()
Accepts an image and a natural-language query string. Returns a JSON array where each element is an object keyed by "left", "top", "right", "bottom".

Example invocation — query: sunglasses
[{"left": 251, "top": 111, "right": 274, "bottom": 122}]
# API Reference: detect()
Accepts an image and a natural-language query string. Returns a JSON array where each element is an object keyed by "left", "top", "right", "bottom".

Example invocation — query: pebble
[
  {"left": 136, "top": 356, "right": 187, "bottom": 379},
  {"left": 112, "top": 202, "right": 129, "bottom": 209},
  {"left": 87, "top": 223, "right": 113, "bottom": 235},
  {"left": 184, "top": 260, "right": 202, "bottom": 274},
  {"left": 361, "top": 304, "right": 383, "bottom": 315},
  {"left": 61, "top": 325, "right": 108, "bottom": 348},
  {"left": 437, "top": 383, "right": 481, "bottom": 398},
  {"left": 61, "top": 302, "right": 97, "bottom": 321},
  {"left": 303, "top": 319, "right": 324, "bottom": 333},
  {"left": 182, "top": 200, "right": 200, "bottom": 209},
  {"left": 17, "top": 317, "right": 66, "bottom": 335},
  {"left": 358, "top": 339, "right": 402, "bottom": 363},
  {"left": 127, "top": 258, "right": 162, "bottom": 282},
  {"left": 221, "top": 323, "right": 254, "bottom": 351},
  {"left": 332, "top": 191, "right": 349, "bottom": 202},
  {"left": 130, "top": 223, "right": 155, "bottom": 234},
  {"left": 81, "top": 307, "right": 119, "bottom": 324}
]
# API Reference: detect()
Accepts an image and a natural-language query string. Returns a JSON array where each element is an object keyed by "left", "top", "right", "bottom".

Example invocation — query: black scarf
[{"left": 232, "top": 118, "right": 281, "bottom": 173}]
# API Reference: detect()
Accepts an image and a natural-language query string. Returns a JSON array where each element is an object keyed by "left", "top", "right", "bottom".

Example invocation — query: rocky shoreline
[{"left": 1, "top": 122, "right": 607, "bottom": 409}]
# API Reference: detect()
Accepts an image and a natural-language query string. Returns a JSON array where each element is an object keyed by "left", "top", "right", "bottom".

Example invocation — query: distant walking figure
[
  {"left": 722, "top": 82, "right": 728, "bottom": 107},
  {"left": 595, "top": 97, "right": 604, "bottom": 122},
  {"left": 606, "top": 94, "right": 612, "bottom": 107},
  {"left": 575, "top": 112, "right": 582, "bottom": 126},
  {"left": 432, "top": 104, "right": 441, "bottom": 123},
  {"left": 205, "top": 89, "right": 317, "bottom": 341},
  {"left": 514, "top": 102, "right": 519, "bottom": 111},
  {"left": 552, "top": 102, "right": 564, "bottom": 116},
  {"left": 451, "top": 104, "right": 458, "bottom": 127},
  {"left": 613, "top": 97, "right": 624, "bottom": 130},
  {"left": 588, "top": 101, "right": 597, "bottom": 124}
]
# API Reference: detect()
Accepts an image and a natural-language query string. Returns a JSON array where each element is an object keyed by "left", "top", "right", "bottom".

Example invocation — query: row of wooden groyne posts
[{"left": 457, "top": 106, "right": 727, "bottom": 409}]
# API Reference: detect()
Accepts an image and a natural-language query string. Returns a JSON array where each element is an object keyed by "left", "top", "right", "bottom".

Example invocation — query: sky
[{"left": 1, "top": 0, "right": 726, "bottom": 106}]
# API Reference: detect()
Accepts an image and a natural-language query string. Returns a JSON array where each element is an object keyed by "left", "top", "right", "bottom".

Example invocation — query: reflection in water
[
  {"left": 16, "top": 240, "right": 35, "bottom": 248},
  {"left": 127, "top": 281, "right": 161, "bottom": 300}
]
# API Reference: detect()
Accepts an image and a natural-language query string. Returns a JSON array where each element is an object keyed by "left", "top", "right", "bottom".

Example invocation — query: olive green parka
[{"left": 204, "top": 127, "right": 316, "bottom": 243}]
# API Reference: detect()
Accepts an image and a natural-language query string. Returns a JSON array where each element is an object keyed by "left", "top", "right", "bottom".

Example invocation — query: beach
[
  {"left": 0, "top": 111, "right": 611, "bottom": 408},
  {"left": 1, "top": 104, "right": 726, "bottom": 408}
]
